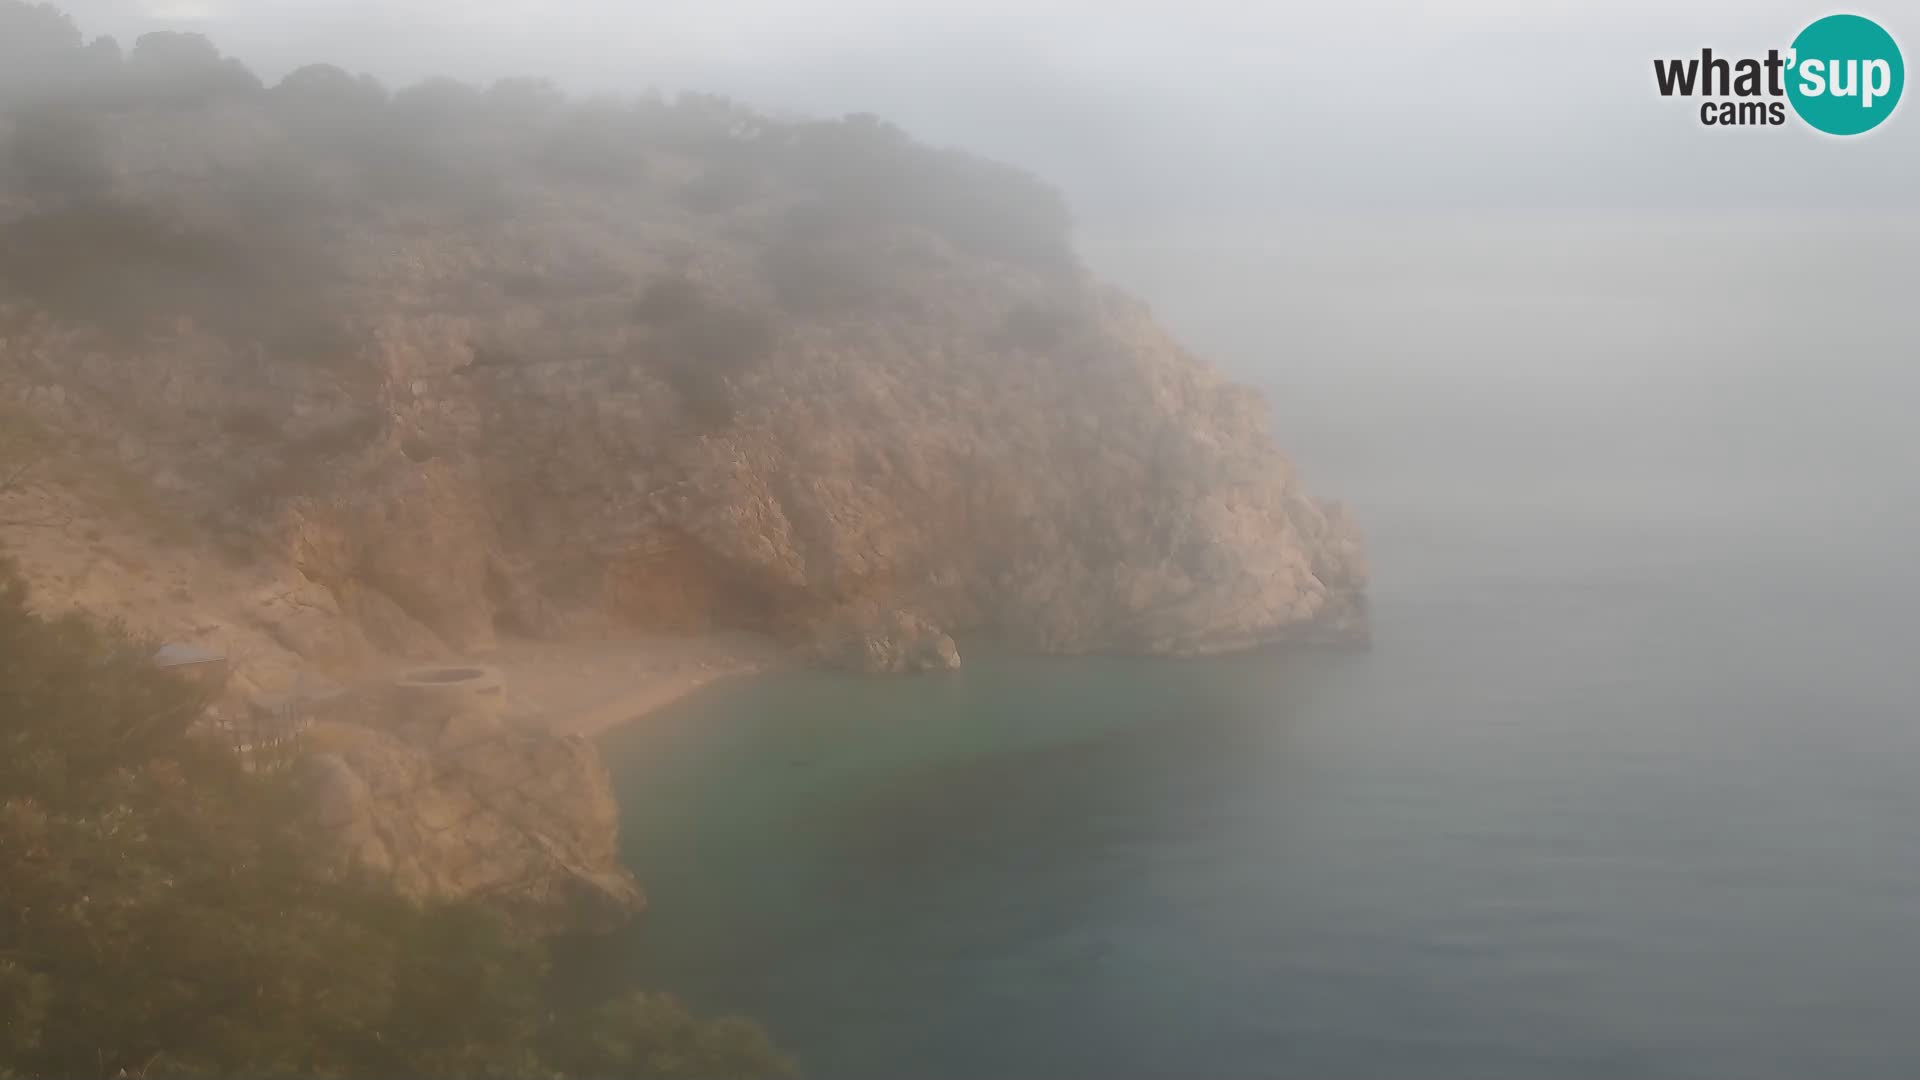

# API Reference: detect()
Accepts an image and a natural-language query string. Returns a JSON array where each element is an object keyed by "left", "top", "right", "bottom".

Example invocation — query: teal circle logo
[{"left": 1787, "top": 14, "right": 1904, "bottom": 135}]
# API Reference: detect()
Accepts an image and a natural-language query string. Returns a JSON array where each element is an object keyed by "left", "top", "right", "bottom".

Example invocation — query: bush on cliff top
[
  {"left": 0, "top": 555, "right": 794, "bottom": 1079},
  {"left": 0, "top": 0, "right": 1076, "bottom": 283}
]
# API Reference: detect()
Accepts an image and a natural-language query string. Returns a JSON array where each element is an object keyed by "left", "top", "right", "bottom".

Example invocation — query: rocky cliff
[
  {"left": 297, "top": 666, "right": 644, "bottom": 935},
  {"left": 0, "top": 25, "right": 1366, "bottom": 683}
]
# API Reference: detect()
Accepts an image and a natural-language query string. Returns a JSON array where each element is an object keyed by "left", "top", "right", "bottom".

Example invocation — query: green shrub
[
  {"left": 0, "top": 202, "right": 239, "bottom": 334},
  {"left": 0, "top": 193, "right": 358, "bottom": 365},
  {"left": 271, "top": 62, "right": 388, "bottom": 112},
  {"left": 389, "top": 76, "right": 483, "bottom": 129},
  {"left": 777, "top": 115, "right": 1076, "bottom": 271},
  {"left": 126, "top": 30, "right": 260, "bottom": 105},
  {"left": 3, "top": 104, "right": 113, "bottom": 202},
  {"left": 0, "top": 1, "right": 92, "bottom": 102}
]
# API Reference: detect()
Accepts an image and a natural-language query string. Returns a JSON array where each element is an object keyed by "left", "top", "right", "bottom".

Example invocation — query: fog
[
  {"left": 15, "top": 0, "right": 1917, "bottom": 605},
  {"left": 49, "top": 0, "right": 1920, "bottom": 221},
  {"left": 8, "top": 3, "right": 1920, "bottom": 1076},
  {"left": 9, "top": 0, "right": 1913, "bottom": 618},
  {"left": 38, "top": 1, "right": 1920, "bottom": 510}
]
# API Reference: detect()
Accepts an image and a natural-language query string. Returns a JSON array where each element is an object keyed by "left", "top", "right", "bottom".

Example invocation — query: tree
[
  {"left": 0, "top": 0, "right": 79, "bottom": 56},
  {"left": 779, "top": 117, "right": 1076, "bottom": 272},
  {"left": 127, "top": 30, "right": 260, "bottom": 105},
  {"left": 272, "top": 64, "right": 388, "bottom": 113},
  {"left": 390, "top": 77, "right": 484, "bottom": 129},
  {"left": 3, "top": 104, "right": 115, "bottom": 203},
  {"left": 0, "top": 1, "right": 88, "bottom": 102}
]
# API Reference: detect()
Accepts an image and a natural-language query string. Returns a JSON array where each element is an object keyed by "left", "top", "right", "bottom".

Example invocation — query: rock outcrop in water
[
  {"left": 805, "top": 600, "right": 963, "bottom": 674},
  {"left": 0, "top": 27, "right": 1367, "bottom": 687}
]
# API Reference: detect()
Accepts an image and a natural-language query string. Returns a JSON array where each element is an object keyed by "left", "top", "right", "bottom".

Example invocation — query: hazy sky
[{"left": 45, "top": 0, "right": 1920, "bottom": 219}]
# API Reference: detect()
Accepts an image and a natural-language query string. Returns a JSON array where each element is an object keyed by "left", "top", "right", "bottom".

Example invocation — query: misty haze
[{"left": 2, "top": 2, "right": 1918, "bottom": 1078}]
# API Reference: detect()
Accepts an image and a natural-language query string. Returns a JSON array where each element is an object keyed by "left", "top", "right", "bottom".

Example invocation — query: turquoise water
[
  {"left": 587, "top": 513, "right": 1920, "bottom": 1078},
  {"left": 583, "top": 215, "right": 1920, "bottom": 1077}
]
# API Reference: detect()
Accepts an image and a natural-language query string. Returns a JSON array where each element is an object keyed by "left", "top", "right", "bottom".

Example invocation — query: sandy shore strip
[{"left": 481, "top": 631, "right": 786, "bottom": 737}]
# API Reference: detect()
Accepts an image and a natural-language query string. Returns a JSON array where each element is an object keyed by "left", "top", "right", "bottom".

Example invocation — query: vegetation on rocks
[
  {"left": 0, "top": 0, "right": 1371, "bottom": 1071},
  {"left": 0, "top": 0, "right": 1364, "bottom": 681},
  {"left": 0, "top": 555, "right": 792, "bottom": 1079}
]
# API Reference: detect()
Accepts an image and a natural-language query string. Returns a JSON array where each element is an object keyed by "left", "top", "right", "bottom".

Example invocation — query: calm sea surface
[{"left": 584, "top": 213, "right": 1920, "bottom": 1078}]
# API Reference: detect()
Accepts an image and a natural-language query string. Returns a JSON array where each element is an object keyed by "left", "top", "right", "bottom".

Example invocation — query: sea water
[{"left": 584, "top": 211, "right": 1920, "bottom": 1078}]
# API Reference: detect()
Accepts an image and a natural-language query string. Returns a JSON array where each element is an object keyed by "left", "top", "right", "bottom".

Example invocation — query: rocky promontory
[
  {"left": 0, "top": 60, "right": 1365, "bottom": 681},
  {"left": 0, "top": 11, "right": 1367, "bottom": 939}
]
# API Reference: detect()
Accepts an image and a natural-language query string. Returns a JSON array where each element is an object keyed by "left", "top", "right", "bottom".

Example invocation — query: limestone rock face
[
  {"left": 0, "top": 95, "right": 1368, "bottom": 684},
  {"left": 806, "top": 600, "right": 962, "bottom": 674},
  {"left": 296, "top": 673, "right": 643, "bottom": 936}
]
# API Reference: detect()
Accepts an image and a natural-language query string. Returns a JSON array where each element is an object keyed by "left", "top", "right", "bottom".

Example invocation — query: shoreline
[
  {"left": 479, "top": 631, "right": 785, "bottom": 738},
  {"left": 556, "top": 663, "right": 764, "bottom": 737},
  {"left": 471, "top": 618, "right": 1366, "bottom": 740}
]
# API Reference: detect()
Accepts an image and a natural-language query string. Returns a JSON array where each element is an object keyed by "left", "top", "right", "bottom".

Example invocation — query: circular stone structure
[{"left": 389, "top": 665, "right": 507, "bottom": 745}]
